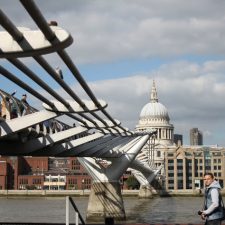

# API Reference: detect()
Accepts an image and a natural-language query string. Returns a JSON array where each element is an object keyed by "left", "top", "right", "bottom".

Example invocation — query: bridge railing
[
  {"left": 0, "top": 0, "right": 134, "bottom": 137},
  {"left": 66, "top": 196, "right": 85, "bottom": 225},
  {"left": 0, "top": 0, "right": 157, "bottom": 179},
  {"left": 0, "top": 89, "right": 70, "bottom": 138}
]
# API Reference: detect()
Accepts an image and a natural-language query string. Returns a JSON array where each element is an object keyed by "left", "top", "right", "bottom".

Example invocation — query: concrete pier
[
  {"left": 86, "top": 181, "right": 126, "bottom": 222},
  {"left": 138, "top": 184, "right": 153, "bottom": 198}
]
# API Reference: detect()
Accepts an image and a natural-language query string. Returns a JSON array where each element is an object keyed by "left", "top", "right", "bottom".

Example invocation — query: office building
[
  {"left": 190, "top": 128, "right": 203, "bottom": 145},
  {"left": 164, "top": 145, "right": 225, "bottom": 190}
]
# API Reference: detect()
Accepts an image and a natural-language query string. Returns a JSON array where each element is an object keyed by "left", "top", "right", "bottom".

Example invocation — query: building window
[
  {"left": 157, "top": 151, "right": 161, "bottom": 157},
  {"left": 19, "top": 179, "right": 28, "bottom": 185},
  {"left": 83, "top": 178, "right": 91, "bottom": 189},
  {"left": 178, "top": 181, "right": 183, "bottom": 189},
  {"left": 68, "top": 179, "right": 77, "bottom": 185},
  {"left": 168, "top": 185, "right": 174, "bottom": 188},
  {"left": 72, "top": 159, "right": 80, "bottom": 170},
  {"left": 33, "top": 179, "right": 41, "bottom": 184},
  {"left": 177, "top": 159, "right": 183, "bottom": 166}
]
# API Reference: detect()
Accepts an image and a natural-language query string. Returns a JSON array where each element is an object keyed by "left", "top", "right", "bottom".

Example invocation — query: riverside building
[
  {"left": 0, "top": 156, "right": 130, "bottom": 190},
  {"left": 135, "top": 80, "right": 225, "bottom": 191},
  {"left": 1, "top": 80, "right": 224, "bottom": 192},
  {"left": 164, "top": 145, "right": 225, "bottom": 190},
  {"left": 0, "top": 156, "right": 92, "bottom": 190}
]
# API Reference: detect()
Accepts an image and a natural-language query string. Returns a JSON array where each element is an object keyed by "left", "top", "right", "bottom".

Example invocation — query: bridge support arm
[{"left": 78, "top": 135, "right": 150, "bottom": 222}]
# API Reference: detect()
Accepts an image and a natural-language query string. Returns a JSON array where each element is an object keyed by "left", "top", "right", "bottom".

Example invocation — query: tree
[{"left": 125, "top": 176, "right": 140, "bottom": 190}]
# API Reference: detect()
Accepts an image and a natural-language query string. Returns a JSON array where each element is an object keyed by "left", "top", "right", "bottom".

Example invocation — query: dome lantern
[{"left": 150, "top": 80, "right": 158, "bottom": 103}]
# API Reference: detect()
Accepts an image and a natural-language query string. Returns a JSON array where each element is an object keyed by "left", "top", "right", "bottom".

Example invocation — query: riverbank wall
[
  {"left": 1, "top": 189, "right": 225, "bottom": 197},
  {"left": 0, "top": 189, "right": 138, "bottom": 197}
]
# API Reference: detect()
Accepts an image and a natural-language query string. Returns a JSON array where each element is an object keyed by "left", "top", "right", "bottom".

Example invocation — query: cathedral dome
[
  {"left": 136, "top": 80, "right": 174, "bottom": 146},
  {"left": 139, "top": 80, "right": 169, "bottom": 121},
  {"left": 140, "top": 102, "right": 169, "bottom": 120}
]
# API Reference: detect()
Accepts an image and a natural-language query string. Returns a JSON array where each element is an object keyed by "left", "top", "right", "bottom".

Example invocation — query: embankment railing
[{"left": 66, "top": 196, "right": 85, "bottom": 225}]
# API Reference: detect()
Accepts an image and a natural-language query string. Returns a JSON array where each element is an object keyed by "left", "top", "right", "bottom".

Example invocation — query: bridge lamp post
[
  {"left": 120, "top": 176, "right": 124, "bottom": 193},
  {"left": 82, "top": 179, "right": 85, "bottom": 195}
]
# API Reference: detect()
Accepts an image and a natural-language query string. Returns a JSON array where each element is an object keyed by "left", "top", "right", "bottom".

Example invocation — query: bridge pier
[
  {"left": 78, "top": 135, "right": 150, "bottom": 222},
  {"left": 86, "top": 181, "right": 125, "bottom": 222},
  {"left": 138, "top": 184, "right": 153, "bottom": 198},
  {"left": 130, "top": 164, "right": 163, "bottom": 198}
]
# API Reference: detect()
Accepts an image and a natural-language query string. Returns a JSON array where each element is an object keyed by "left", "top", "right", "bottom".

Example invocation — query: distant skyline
[{"left": 1, "top": 0, "right": 225, "bottom": 146}]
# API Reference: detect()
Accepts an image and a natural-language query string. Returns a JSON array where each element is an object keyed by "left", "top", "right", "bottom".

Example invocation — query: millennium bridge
[{"left": 0, "top": 0, "right": 162, "bottom": 223}]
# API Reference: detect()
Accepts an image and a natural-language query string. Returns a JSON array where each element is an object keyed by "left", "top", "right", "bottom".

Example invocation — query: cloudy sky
[{"left": 1, "top": 0, "right": 225, "bottom": 146}]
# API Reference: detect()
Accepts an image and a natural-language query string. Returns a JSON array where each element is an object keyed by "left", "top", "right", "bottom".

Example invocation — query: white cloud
[
  {"left": 23, "top": 59, "right": 225, "bottom": 145},
  {"left": 1, "top": 0, "right": 225, "bottom": 64},
  {"left": 82, "top": 60, "right": 225, "bottom": 145}
]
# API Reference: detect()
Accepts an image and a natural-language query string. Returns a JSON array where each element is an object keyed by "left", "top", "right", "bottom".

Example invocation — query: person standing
[
  {"left": 0, "top": 96, "right": 10, "bottom": 119},
  {"left": 19, "top": 94, "right": 31, "bottom": 115},
  {"left": 199, "top": 172, "right": 224, "bottom": 225}
]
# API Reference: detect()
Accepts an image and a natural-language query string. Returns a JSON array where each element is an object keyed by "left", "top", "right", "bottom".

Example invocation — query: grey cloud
[{"left": 1, "top": 0, "right": 225, "bottom": 63}]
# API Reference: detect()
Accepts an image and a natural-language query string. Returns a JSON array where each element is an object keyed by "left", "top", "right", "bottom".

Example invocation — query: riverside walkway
[
  {"left": 0, "top": 0, "right": 160, "bottom": 223},
  {"left": 0, "top": 223, "right": 205, "bottom": 225}
]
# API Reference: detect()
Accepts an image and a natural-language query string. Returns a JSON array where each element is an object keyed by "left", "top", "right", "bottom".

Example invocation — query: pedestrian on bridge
[
  {"left": 19, "top": 94, "right": 31, "bottom": 115},
  {"left": 198, "top": 172, "right": 224, "bottom": 225}
]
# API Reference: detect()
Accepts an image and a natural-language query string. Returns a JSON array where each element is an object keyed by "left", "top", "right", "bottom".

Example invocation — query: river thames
[{"left": 0, "top": 196, "right": 206, "bottom": 224}]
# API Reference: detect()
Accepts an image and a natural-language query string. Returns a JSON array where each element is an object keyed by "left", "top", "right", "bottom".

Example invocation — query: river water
[{"left": 0, "top": 196, "right": 205, "bottom": 224}]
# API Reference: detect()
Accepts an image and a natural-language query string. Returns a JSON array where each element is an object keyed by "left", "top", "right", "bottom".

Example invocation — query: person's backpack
[{"left": 221, "top": 197, "right": 225, "bottom": 221}]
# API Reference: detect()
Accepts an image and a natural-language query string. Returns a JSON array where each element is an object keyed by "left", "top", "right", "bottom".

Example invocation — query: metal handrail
[{"left": 66, "top": 196, "right": 85, "bottom": 225}]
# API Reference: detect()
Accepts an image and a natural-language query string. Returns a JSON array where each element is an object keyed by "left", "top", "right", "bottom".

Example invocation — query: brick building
[
  {"left": 0, "top": 156, "right": 92, "bottom": 190},
  {"left": 0, "top": 156, "right": 129, "bottom": 190}
]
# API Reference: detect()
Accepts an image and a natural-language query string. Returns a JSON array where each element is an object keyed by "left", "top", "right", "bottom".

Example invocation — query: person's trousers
[{"left": 205, "top": 219, "right": 221, "bottom": 225}]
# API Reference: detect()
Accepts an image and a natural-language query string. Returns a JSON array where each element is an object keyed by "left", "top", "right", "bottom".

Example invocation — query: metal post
[
  {"left": 82, "top": 179, "right": 84, "bottom": 195},
  {"left": 58, "top": 174, "right": 60, "bottom": 190},
  {"left": 49, "top": 175, "right": 51, "bottom": 190},
  {"left": 75, "top": 212, "right": 79, "bottom": 225},
  {"left": 66, "top": 196, "right": 69, "bottom": 225}
]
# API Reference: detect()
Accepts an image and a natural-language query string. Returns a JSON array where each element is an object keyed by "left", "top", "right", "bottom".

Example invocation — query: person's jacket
[{"left": 203, "top": 180, "right": 224, "bottom": 221}]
